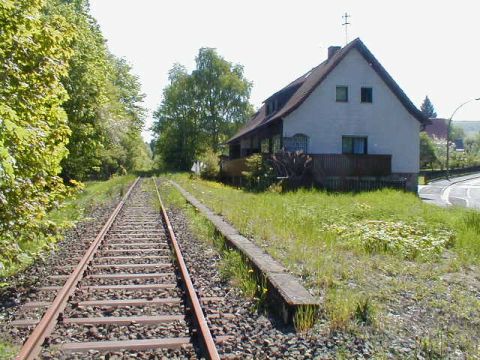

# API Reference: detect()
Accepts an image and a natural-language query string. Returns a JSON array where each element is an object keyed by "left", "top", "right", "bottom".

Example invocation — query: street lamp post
[{"left": 445, "top": 98, "right": 480, "bottom": 180}]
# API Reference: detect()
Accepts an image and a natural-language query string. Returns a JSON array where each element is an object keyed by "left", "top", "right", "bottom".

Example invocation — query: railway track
[{"left": 10, "top": 177, "right": 228, "bottom": 359}]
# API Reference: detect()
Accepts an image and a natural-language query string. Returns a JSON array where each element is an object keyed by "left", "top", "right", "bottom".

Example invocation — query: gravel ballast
[{"left": 2, "top": 178, "right": 373, "bottom": 359}]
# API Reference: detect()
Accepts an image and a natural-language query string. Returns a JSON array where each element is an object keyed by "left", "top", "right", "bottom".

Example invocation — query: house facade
[{"left": 226, "top": 38, "right": 428, "bottom": 191}]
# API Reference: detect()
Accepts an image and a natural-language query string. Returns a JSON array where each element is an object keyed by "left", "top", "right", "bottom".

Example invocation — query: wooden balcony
[
  {"left": 311, "top": 153, "right": 391, "bottom": 177},
  {"left": 221, "top": 153, "right": 392, "bottom": 178}
]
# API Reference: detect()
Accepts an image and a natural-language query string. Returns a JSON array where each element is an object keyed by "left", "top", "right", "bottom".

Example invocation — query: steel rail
[
  {"left": 153, "top": 178, "right": 220, "bottom": 360},
  {"left": 16, "top": 177, "right": 140, "bottom": 360}
]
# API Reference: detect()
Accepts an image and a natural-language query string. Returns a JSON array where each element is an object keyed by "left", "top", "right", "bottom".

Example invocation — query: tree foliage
[
  {"left": 0, "top": 0, "right": 76, "bottom": 264},
  {"left": 450, "top": 124, "right": 465, "bottom": 141},
  {"left": 52, "top": 0, "right": 148, "bottom": 181},
  {"left": 153, "top": 65, "right": 200, "bottom": 170},
  {"left": 199, "top": 149, "right": 221, "bottom": 180},
  {"left": 420, "top": 132, "right": 437, "bottom": 169},
  {"left": 0, "top": 0, "right": 150, "bottom": 271},
  {"left": 465, "top": 133, "right": 480, "bottom": 155},
  {"left": 420, "top": 96, "right": 437, "bottom": 118},
  {"left": 153, "top": 49, "right": 253, "bottom": 170},
  {"left": 192, "top": 48, "right": 253, "bottom": 152},
  {"left": 241, "top": 154, "right": 276, "bottom": 191}
]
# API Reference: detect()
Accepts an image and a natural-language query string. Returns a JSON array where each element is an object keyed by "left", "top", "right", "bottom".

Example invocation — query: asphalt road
[{"left": 418, "top": 173, "right": 480, "bottom": 209}]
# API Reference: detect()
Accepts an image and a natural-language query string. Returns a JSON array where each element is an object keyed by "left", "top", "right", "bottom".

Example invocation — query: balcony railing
[
  {"left": 311, "top": 153, "right": 391, "bottom": 177},
  {"left": 221, "top": 153, "right": 392, "bottom": 178}
]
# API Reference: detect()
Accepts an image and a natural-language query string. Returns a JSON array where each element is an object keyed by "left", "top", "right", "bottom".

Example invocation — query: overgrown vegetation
[
  {"left": 170, "top": 173, "right": 480, "bottom": 263},
  {"left": 199, "top": 149, "right": 220, "bottom": 180},
  {"left": 329, "top": 220, "right": 454, "bottom": 260},
  {"left": 219, "top": 250, "right": 268, "bottom": 308},
  {"left": 0, "top": 175, "right": 135, "bottom": 279},
  {"left": 0, "top": 0, "right": 149, "bottom": 276},
  {"left": 241, "top": 154, "right": 276, "bottom": 191},
  {"left": 0, "top": 342, "right": 18, "bottom": 360},
  {"left": 293, "top": 305, "right": 318, "bottom": 333},
  {"left": 168, "top": 173, "right": 480, "bottom": 357},
  {"left": 53, "top": 1, "right": 150, "bottom": 180},
  {"left": 0, "top": 0, "right": 77, "bottom": 273}
]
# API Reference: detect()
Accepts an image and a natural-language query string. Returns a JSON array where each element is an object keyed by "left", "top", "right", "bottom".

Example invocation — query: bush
[
  {"left": 200, "top": 149, "right": 220, "bottom": 180},
  {"left": 270, "top": 150, "right": 313, "bottom": 189},
  {"left": 241, "top": 154, "right": 276, "bottom": 191},
  {"left": 420, "top": 132, "right": 437, "bottom": 170}
]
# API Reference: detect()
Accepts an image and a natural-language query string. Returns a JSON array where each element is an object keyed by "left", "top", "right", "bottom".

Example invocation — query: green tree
[
  {"left": 96, "top": 54, "right": 148, "bottom": 178},
  {"left": 153, "top": 64, "right": 202, "bottom": 170},
  {"left": 450, "top": 124, "right": 465, "bottom": 141},
  {"left": 420, "top": 96, "right": 437, "bottom": 118},
  {"left": 0, "top": 0, "right": 75, "bottom": 264},
  {"left": 431, "top": 136, "right": 456, "bottom": 170},
  {"left": 419, "top": 132, "right": 437, "bottom": 169},
  {"left": 51, "top": 0, "right": 147, "bottom": 180},
  {"left": 153, "top": 49, "right": 253, "bottom": 170},
  {"left": 465, "top": 133, "right": 480, "bottom": 155},
  {"left": 193, "top": 48, "right": 253, "bottom": 152},
  {"left": 55, "top": 0, "right": 111, "bottom": 180}
]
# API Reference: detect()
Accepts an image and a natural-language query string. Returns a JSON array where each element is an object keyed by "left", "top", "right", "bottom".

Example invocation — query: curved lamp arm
[
  {"left": 445, "top": 97, "right": 480, "bottom": 180},
  {"left": 449, "top": 98, "right": 480, "bottom": 121}
]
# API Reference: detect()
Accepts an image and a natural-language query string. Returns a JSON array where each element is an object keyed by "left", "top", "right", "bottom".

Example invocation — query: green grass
[
  {"left": 158, "top": 178, "right": 268, "bottom": 310},
  {"left": 48, "top": 174, "right": 136, "bottom": 226},
  {"left": 219, "top": 250, "right": 259, "bottom": 298},
  {"left": 0, "top": 175, "right": 136, "bottom": 279},
  {"left": 325, "top": 289, "right": 378, "bottom": 333},
  {"left": 293, "top": 305, "right": 318, "bottom": 333},
  {"left": 0, "top": 342, "right": 18, "bottom": 360},
  {"left": 167, "top": 173, "right": 479, "bottom": 264},
  {"left": 164, "top": 173, "right": 480, "bottom": 356}
]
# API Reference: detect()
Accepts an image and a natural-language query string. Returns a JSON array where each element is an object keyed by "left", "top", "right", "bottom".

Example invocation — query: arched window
[{"left": 284, "top": 133, "right": 309, "bottom": 153}]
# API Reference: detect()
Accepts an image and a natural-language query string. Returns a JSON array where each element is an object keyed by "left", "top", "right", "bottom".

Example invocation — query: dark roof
[
  {"left": 228, "top": 38, "right": 428, "bottom": 143},
  {"left": 424, "top": 118, "right": 448, "bottom": 139}
]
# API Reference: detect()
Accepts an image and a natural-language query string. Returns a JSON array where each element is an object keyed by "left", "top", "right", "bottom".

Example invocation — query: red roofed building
[{"left": 424, "top": 118, "right": 448, "bottom": 139}]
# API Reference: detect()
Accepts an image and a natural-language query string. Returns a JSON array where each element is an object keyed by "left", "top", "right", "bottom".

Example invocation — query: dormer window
[{"left": 266, "top": 98, "right": 278, "bottom": 116}]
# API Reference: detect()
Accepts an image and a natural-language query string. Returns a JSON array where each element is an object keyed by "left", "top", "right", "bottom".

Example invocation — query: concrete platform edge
[{"left": 169, "top": 180, "right": 319, "bottom": 325}]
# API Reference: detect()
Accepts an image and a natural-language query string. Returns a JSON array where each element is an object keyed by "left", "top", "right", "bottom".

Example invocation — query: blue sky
[{"left": 89, "top": 0, "right": 480, "bottom": 140}]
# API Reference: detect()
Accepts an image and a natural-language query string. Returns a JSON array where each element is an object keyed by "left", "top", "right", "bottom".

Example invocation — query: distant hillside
[{"left": 453, "top": 121, "right": 480, "bottom": 137}]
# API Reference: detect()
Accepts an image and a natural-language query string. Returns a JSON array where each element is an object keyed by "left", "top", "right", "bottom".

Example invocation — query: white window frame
[{"left": 284, "top": 133, "right": 309, "bottom": 153}]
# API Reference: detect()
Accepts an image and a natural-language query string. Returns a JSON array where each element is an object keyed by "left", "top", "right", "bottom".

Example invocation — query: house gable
[
  {"left": 227, "top": 38, "right": 426, "bottom": 145},
  {"left": 282, "top": 48, "right": 420, "bottom": 173}
]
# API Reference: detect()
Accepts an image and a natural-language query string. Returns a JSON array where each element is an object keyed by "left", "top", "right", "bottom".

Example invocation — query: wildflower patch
[{"left": 328, "top": 220, "right": 454, "bottom": 260}]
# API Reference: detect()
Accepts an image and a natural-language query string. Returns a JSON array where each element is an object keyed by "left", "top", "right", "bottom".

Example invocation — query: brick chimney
[{"left": 328, "top": 46, "right": 341, "bottom": 60}]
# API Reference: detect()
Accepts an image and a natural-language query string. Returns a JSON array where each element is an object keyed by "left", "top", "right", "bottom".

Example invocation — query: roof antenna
[{"left": 342, "top": 12, "right": 351, "bottom": 46}]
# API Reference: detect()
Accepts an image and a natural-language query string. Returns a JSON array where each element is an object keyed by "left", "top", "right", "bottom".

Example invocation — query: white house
[{"left": 226, "top": 38, "right": 428, "bottom": 191}]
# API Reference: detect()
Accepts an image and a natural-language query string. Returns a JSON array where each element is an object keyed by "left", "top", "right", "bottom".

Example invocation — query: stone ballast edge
[{"left": 169, "top": 180, "right": 319, "bottom": 324}]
